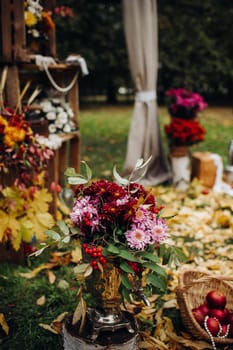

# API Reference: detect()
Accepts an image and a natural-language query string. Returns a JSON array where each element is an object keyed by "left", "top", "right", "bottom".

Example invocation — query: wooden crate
[
  {"left": 0, "top": 0, "right": 56, "bottom": 63},
  {"left": 0, "top": 0, "right": 28, "bottom": 63},
  {"left": 191, "top": 152, "right": 217, "bottom": 188}
]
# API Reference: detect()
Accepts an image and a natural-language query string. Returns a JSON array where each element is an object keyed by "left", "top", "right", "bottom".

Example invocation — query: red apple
[
  {"left": 227, "top": 312, "right": 233, "bottom": 324},
  {"left": 209, "top": 308, "right": 227, "bottom": 324},
  {"left": 206, "top": 290, "right": 226, "bottom": 310},
  {"left": 205, "top": 317, "right": 221, "bottom": 336},
  {"left": 229, "top": 323, "right": 233, "bottom": 338},
  {"left": 192, "top": 307, "right": 206, "bottom": 325},
  {"left": 199, "top": 303, "right": 210, "bottom": 316},
  {"left": 223, "top": 308, "right": 230, "bottom": 321},
  {"left": 218, "top": 324, "right": 229, "bottom": 337}
]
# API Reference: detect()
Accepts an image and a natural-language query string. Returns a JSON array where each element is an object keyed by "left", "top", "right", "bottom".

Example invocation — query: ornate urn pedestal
[{"left": 63, "top": 259, "right": 139, "bottom": 349}]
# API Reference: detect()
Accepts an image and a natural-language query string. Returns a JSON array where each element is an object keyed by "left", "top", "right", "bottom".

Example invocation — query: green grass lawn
[{"left": 0, "top": 104, "right": 232, "bottom": 350}]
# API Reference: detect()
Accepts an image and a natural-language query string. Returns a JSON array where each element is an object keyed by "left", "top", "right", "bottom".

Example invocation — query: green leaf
[
  {"left": 64, "top": 167, "right": 78, "bottom": 176},
  {"left": 62, "top": 236, "right": 70, "bottom": 244},
  {"left": 81, "top": 161, "right": 92, "bottom": 180},
  {"left": 137, "top": 251, "right": 160, "bottom": 263},
  {"left": 143, "top": 263, "right": 167, "bottom": 279},
  {"left": 67, "top": 177, "right": 88, "bottom": 185},
  {"left": 121, "top": 273, "right": 132, "bottom": 290},
  {"left": 159, "top": 245, "right": 187, "bottom": 266},
  {"left": 172, "top": 247, "right": 187, "bottom": 262},
  {"left": 70, "top": 226, "right": 79, "bottom": 235},
  {"left": 135, "top": 156, "right": 152, "bottom": 170},
  {"left": 56, "top": 220, "right": 70, "bottom": 235},
  {"left": 113, "top": 165, "right": 129, "bottom": 186},
  {"left": 119, "top": 262, "right": 134, "bottom": 273},
  {"left": 45, "top": 230, "right": 61, "bottom": 241},
  {"left": 73, "top": 263, "right": 90, "bottom": 275},
  {"left": 120, "top": 285, "right": 131, "bottom": 303},
  {"left": 118, "top": 250, "right": 138, "bottom": 262},
  {"left": 146, "top": 273, "right": 167, "bottom": 291},
  {"left": 106, "top": 244, "right": 120, "bottom": 255}
]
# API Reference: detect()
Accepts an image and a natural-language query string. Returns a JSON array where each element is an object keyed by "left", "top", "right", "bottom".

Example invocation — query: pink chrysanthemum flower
[
  {"left": 125, "top": 225, "right": 150, "bottom": 250},
  {"left": 149, "top": 217, "right": 168, "bottom": 244},
  {"left": 70, "top": 196, "right": 100, "bottom": 230},
  {"left": 134, "top": 206, "right": 151, "bottom": 222}
]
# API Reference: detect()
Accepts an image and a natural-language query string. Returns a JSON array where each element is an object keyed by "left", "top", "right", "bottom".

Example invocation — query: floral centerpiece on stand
[
  {"left": 40, "top": 160, "right": 186, "bottom": 344},
  {"left": 165, "top": 88, "right": 207, "bottom": 152},
  {"left": 0, "top": 107, "right": 55, "bottom": 253},
  {"left": 164, "top": 88, "right": 208, "bottom": 190}
]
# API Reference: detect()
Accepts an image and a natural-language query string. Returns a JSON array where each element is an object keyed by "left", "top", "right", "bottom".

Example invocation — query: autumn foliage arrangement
[
  {"left": 0, "top": 108, "right": 53, "bottom": 188},
  {"left": 165, "top": 88, "right": 207, "bottom": 148},
  {"left": 0, "top": 108, "right": 54, "bottom": 251}
]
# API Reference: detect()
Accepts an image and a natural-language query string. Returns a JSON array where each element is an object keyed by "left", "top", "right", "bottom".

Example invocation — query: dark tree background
[{"left": 55, "top": 0, "right": 233, "bottom": 104}]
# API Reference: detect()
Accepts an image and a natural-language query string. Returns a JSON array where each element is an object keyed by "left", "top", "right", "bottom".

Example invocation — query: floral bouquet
[
  {"left": 166, "top": 88, "right": 208, "bottom": 120},
  {"left": 164, "top": 117, "right": 206, "bottom": 148},
  {"left": 0, "top": 108, "right": 54, "bottom": 188},
  {"left": 165, "top": 88, "right": 207, "bottom": 150},
  {"left": 42, "top": 160, "right": 186, "bottom": 303},
  {"left": 24, "top": 0, "right": 55, "bottom": 40}
]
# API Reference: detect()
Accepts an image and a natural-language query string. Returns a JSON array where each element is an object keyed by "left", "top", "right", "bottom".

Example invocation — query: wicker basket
[{"left": 176, "top": 269, "right": 233, "bottom": 346}]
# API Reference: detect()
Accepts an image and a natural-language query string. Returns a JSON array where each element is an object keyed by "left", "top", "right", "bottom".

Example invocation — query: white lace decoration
[{"left": 135, "top": 90, "right": 156, "bottom": 102}]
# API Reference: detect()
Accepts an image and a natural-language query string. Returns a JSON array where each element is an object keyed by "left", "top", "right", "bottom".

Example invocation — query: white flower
[
  {"left": 69, "top": 121, "right": 76, "bottom": 130},
  {"left": 55, "top": 119, "right": 63, "bottom": 129},
  {"left": 63, "top": 124, "right": 71, "bottom": 133},
  {"left": 41, "top": 101, "right": 53, "bottom": 112},
  {"left": 57, "top": 112, "right": 68, "bottom": 124},
  {"left": 48, "top": 124, "right": 57, "bottom": 134},
  {"left": 46, "top": 111, "right": 56, "bottom": 121},
  {"left": 67, "top": 108, "right": 74, "bottom": 118}
]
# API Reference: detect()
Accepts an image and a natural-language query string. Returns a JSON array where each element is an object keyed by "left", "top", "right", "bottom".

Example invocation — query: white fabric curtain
[{"left": 122, "top": 0, "right": 171, "bottom": 186}]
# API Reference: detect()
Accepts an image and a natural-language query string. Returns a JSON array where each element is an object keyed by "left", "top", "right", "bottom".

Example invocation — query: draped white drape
[{"left": 122, "top": 0, "right": 171, "bottom": 186}]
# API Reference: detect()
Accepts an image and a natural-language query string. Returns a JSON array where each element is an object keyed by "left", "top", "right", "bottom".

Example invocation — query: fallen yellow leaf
[
  {"left": 71, "top": 246, "right": 82, "bottom": 263},
  {"left": 18, "top": 263, "right": 55, "bottom": 279},
  {"left": 39, "top": 323, "right": 59, "bottom": 334},
  {"left": 72, "top": 297, "right": 86, "bottom": 334},
  {"left": 0, "top": 313, "right": 9, "bottom": 335},
  {"left": 47, "top": 270, "right": 56, "bottom": 284},
  {"left": 36, "top": 295, "right": 46, "bottom": 306}
]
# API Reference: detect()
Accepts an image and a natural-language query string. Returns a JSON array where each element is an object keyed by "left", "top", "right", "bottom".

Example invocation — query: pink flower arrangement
[
  {"left": 166, "top": 88, "right": 208, "bottom": 119},
  {"left": 71, "top": 180, "right": 168, "bottom": 252}
]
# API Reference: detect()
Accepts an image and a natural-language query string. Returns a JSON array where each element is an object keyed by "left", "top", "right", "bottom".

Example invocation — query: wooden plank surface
[
  {"left": 13, "top": 0, "right": 28, "bottom": 61},
  {"left": 4, "top": 65, "right": 21, "bottom": 110},
  {"left": 0, "top": 0, "right": 12, "bottom": 62}
]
